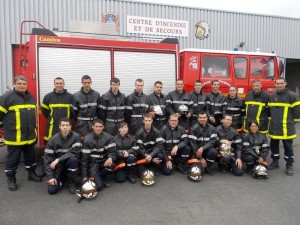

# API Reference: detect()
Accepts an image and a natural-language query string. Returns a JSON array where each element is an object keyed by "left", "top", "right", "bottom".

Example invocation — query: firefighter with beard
[
  {"left": 126, "top": 79, "right": 149, "bottom": 135},
  {"left": 44, "top": 118, "right": 82, "bottom": 194},
  {"left": 244, "top": 80, "right": 270, "bottom": 134},
  {"left": 135, "top": 113, "right": 166, "bottom": 176},
  {"left": 188, "top": 111, "right": 218, "bottom": 176},
  {"left": 113, "top": 121, "right": 140, "bottom": 184},
  {"left": 242, "top": 121, "right": 269, "bottom": 175},
  {"left": 72, "top": 75, "right": 101, "bottom": 137},
  {"left": 160, "top": 114, "right": 191, "bottom": 175},
  {"left": 225, "top": 85, "right": 245, "bottom": 130},
  {"left": 190, "top": 80, "right": 207, "bottom": 127},
  {"left": 216, "top": 114, "right": 243, "bottom": 176},
  {"left": 99, "top": 78, "right": 126, "bottom": 136},
  {"left": 166, "top": 79, "right": 193, "bottom": 130},
  {"left": 206, "top": 80, "right": 227, "bottom": 127},
  {"left": 268, "top": 77, "right": 300, "bottom": 176},
  {"left": 147, "top": 81, "right": 167, "bottom": 130},
  {"left": 0, "top": 75, "right": 42, "bottom": 191},
  {"left": 81, "top": 119, "right": 116, "bottom": 189}
]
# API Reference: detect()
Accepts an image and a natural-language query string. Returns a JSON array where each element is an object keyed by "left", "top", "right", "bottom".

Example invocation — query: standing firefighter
[
  {"left": 0, "top": 75, "right": 42, "bottom": 191},
  {"left": 190, "top": 80, "right": 207, "bottom": 127},
  {"left": 41, "top": 77, "right": 73, "bottom": 143},
  {"left": 268, "top": 77, "right": 300, "bottom": 175},
  {"left": 244, "top": 80, "right": 270, "bottom": 134},
  {"left": 72, "top": 75, "right": 101, "bottom": 136}
]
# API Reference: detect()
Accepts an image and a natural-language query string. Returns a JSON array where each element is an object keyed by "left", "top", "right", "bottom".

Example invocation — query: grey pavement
[{"left": 1, "top": 124, "right": 300, "bottom": 225}]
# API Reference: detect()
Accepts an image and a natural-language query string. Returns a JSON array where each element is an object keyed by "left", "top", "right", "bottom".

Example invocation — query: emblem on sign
[{"left": 195, "top": 21, "right": 210, "bottom": 40}]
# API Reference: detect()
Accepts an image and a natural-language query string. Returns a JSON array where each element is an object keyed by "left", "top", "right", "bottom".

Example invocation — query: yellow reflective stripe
[
  {"left": 256, "top": 105, "right": 263, "bottom": 125},
  {"left": 245, "top": 101, "right": 266, "bottom": 106},
  {"left": 0, "top": 121, "right": 2, "bottom": 125},
  {"left": 4, "top": 138, "right": 36, "bottom": 145},
  {"left": 268, "top": 134, "right": 297, "bottom": 140},
  {"left": 268, "top": 102, "right": 291, "bottom": 107},
  {"left": 291, "top": 101, "right": 300, "bottom": 108},
  {"left": 41, "top": 103, "right": 49, "bottom": 109},
  {"left": 49, "top": 104, "right": 71, "bottom": 117},
  {"left": 8, "top": 104, "right": 36, "bottom": 110},
  {"left": 15, "top": 109, "right": 21, "bottom": 142},
  {"left": 295, "top": 118, "right": 300, "bottom": 122},
  {"left": 259, "top": 130, "right": 268, "bottom": 134},
  {"left": 0, "top": 106, "right": 8, "bottom": 113},
  {"left": 283, "top": 105, "right": 289, "bottom": 137}
]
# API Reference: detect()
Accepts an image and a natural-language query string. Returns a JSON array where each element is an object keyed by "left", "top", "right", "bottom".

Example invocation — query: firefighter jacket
[
  {"left": 215, "top": 125, "right": 242, "bottom": 160},
  {"left": 160, "top": 124, "right": 188, "bottom": 161},
  {"left": 242, "top": 132, "right": 269, "bottom": 160},
  {"left": 99, "top": 89, "right": 126, "bottom": 135},
  {"left": 244, "top": 90, "right": 270, "bottom": 134},
  {"left": 188, "top": 122, "right": 218, "bottom": 156},
  {"left": 113, "top": 133, "right": 140, "bottom": 160},
  {"left": 206, "top": 91, "right": 227, "bottom": 118},
  {"left": 44, "top": 131, "right": 82, "bottom": 180},
  {"left": 225, "top": 95, "right": 245, "bottom": 129},
  {"left": 41, "top": 89, "right": 73, "bottom": 141},
  {"left": 189, "top": 91, "right": 207, "bottom": 126},
  {"left": 268, "top": 88, "right": 300, "bottom": 140},
  {"left": 125, "top": 90, "right": 149, "bottom": 134},
  {"left": 166, "top": 90, "right": 193, "bottom": 129},
  {"left": 135, "top": 126, "right": 164, "bottom": 158},
  {"left": 0, "top": 89, "right": 36, "bottom": 146},
  {"left": 147, "top": 92, "right": 167, "bottom": 130},
  {"left": 72, "top": 88, "right": 101, "bottom": 136},
  {"left": 81, "top": 131, "right": 117, "bottom": 179}
]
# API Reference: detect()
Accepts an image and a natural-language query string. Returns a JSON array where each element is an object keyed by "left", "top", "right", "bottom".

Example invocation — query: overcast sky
[{"left": 132, "top": 0, "right": 300, "bottom": 18}]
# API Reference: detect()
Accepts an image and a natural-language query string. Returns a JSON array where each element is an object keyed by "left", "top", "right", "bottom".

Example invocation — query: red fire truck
[
  {"left": 180, "top": 49, "right": 284, "bottom": 97},
  {"left": 17, "top": 23, "right": 179, "bottom": 147}
]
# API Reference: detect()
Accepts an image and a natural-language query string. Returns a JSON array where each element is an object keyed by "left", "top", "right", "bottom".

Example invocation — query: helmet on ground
[
  {"left": 187, "top": 164, "right": 202, "bottom": 182},
  {"left": 219, "top": 143, "right": 232, "bottom": 157},
  {"left": 151, "top": 105, "right": 163, "bottom": 116},
  {"left": 254, "top": 164, "right": 268, "bottom": 177},
  {"left": 141, "top": 169, "right": 155, "bottom": 186},
  {"left": 76, "top": 179, "right": 97, "bottom": 200},
  {"left": 178, "top": 105, "right": 188, "bottom": 115}
]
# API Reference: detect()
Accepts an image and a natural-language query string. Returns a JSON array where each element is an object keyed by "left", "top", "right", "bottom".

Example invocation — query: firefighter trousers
[
  {"left": 114, "top": 155, "right": 137, "bottom": 183},
  {"left": 5, "top": 144, "right": 37, "bottom": 177},
  {"left": 270, "top": 139, "right": 294, "bottom": 164}
]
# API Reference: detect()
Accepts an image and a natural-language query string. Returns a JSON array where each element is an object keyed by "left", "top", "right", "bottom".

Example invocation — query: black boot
[
  {"left": 103, "top": 176, "right": 111, "bottom": 188},
  {"left": 246, "top": 165, "right": 254, "bottom": 175},
  {"left": 269, "top": 158, "right": 279, "bottom": 170},
  {"left": 68, "top": 182, "right": 77, "bottom": 194},
  {"left": 28, "top": 171, "right": 43, "bottom": 182},
  {"left": 128, "top": 173, "right": 136, "bottom": 184},
  {"left": 176, "top": 164, "right": 188, "bottom": 175},
  {"left": 7, "top": 176, "right": 17, "bottom": 191},
  {"left": 205, "top": 163, "right": 215, "bottom": 176},
  {"left": 286, "top": 163, "right": 293, "bottom": 176}
]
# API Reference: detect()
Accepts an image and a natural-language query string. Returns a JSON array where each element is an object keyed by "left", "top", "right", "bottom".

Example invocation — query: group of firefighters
[{"left": 0, "top": 74, "right": 299, "bottom": 195}]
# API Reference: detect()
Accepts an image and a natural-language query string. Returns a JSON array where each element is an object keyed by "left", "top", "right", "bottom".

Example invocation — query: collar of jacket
[
  {"left": 93, "top": 131, "right": 104, "bottom": 139},
  {"left": 13, "top": 88, "right": 29, "bottom": 97},
  {"left": 251, "top": 89, "right": 263, "bottom": 97},
  {"left": 276, "top": 88, "right": 289, "bottom": 95},
  {"left": 199, "top": 123, "right": 209, "bottom": 128},
  {"left": 53, "top": 89, "right": 67, "bottom": 95},
  {"left": 59, "top": 131, "right": 73, "bottom": 140},
  {"left": 167, "top": 123, "right": 178, "bottom": 131},
  {"left": 80, "top": 87, "right": 93, "bottom": 94},
  {"left": 226, "top": 95, "right": 238, "bottom": 101},
  {"left": 153, "top": 91, "right": 164, "bottom": 98},
  {"left": 109, "top": 89, "right": 121, "bottom": 97},
  {"left": 175, "top": 89, "right": 186, "bottom": 95},
  {"left": 134, "top": 90, "right": 143, "bottom": 97},
  {"left": 211, "top": 91, "right": 220, "bottom": 96},
  {"left": 193, "top": 90, "right": 203, "bottom": 96},
  {"left": 143, "top": 126, "right": 154, "bottom": 133}
]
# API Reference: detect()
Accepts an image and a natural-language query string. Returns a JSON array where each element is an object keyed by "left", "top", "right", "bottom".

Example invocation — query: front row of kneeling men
[{"left": 44, "top": 112, "right": 269, "bottom": 195}]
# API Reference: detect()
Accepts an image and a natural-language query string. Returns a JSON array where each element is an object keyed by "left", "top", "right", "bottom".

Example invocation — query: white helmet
[
  {"left": 178, "top": 105, "right": 188, "bottom": 115},
  {"left": 141, "top": 169, "right": 155, "bottom": 186},
  {"left": 151, "top": 105, "right": 163, "bottom": 116},
  {"left": 219, "top": 143, "right": 232, "bottom": 157},
  {"left": 187, "top": 165, "right": 202, "bottom": 182},
  {"left": 254, "top": 164, "right": 268, "bottom": 177},
  {"left": 76, "top": 179, "right": 98, "bottom": 202}
]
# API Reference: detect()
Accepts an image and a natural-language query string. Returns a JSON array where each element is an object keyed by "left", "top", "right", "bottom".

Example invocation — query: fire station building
[{"left": 1, "top": 0, "right": 300, "bottom": 94}]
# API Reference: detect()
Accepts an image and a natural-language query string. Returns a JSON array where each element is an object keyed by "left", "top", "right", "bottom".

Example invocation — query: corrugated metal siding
[{"left": 1, "top": 0, "right": 300, "bottom": 94}]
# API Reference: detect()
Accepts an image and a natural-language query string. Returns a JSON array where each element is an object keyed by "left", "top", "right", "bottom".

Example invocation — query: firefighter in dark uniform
[
  {"left": 166, "top": 79, "right": 193, "bottom": 130},
  {"left": 225, "top": 85, "right": 245, "bottom": 130},
  {"left": 244, "top": 79, "right": 270, "bottom": 134},
  {"left": 126, "top": 79, "right": 149, "bottom": 135},
  {"left": 161, "top": 114, "right": 191, "bottom": 175},
  {"left": 99, "top": 78, "right": 126, "bottom": 136},
  {"left": 216, "top": 114, "right": 243, "bottom": 176},
  {"left": 147, "top": 81, "right": 167, "bottom": 130},
  {"left": 81, "top": 119, "right": 117, "bottom": 189},
  {"left": 135, "top": 113, "right": 166, "bottom": 175},
  {"left": 206, "top": 80, "right": 227, "bottom": 127},
  {"left": 268, "top": 77, "right": 300, "bottom": 175},
  {"left": 0, "top": 75, "right": 42, "bottom": 191},
  {"left": 44, "top": 118, "right": 82, "bottom": 194},
  {"left": 42, "top": 77, "right": 73, "bottom": 143},
  {"left": 188, "top": 111, "right": 218, "bottom": 175},
  {"left": 113, "top": 121, "right": 140, "bottom": 184},
  {"left": 242, "top": 121, "right": 269, "bottom": 174},
  {"left": 72, "top": 75, "right": 101, "bottom": 136},
  {"left": 190, "top": 80, "right": 207, "bottom": 127}
]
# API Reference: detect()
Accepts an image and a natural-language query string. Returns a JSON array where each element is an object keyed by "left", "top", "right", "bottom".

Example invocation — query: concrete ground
[{"left": 1, "top": 124, "right": 300, "bottom": 225}]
